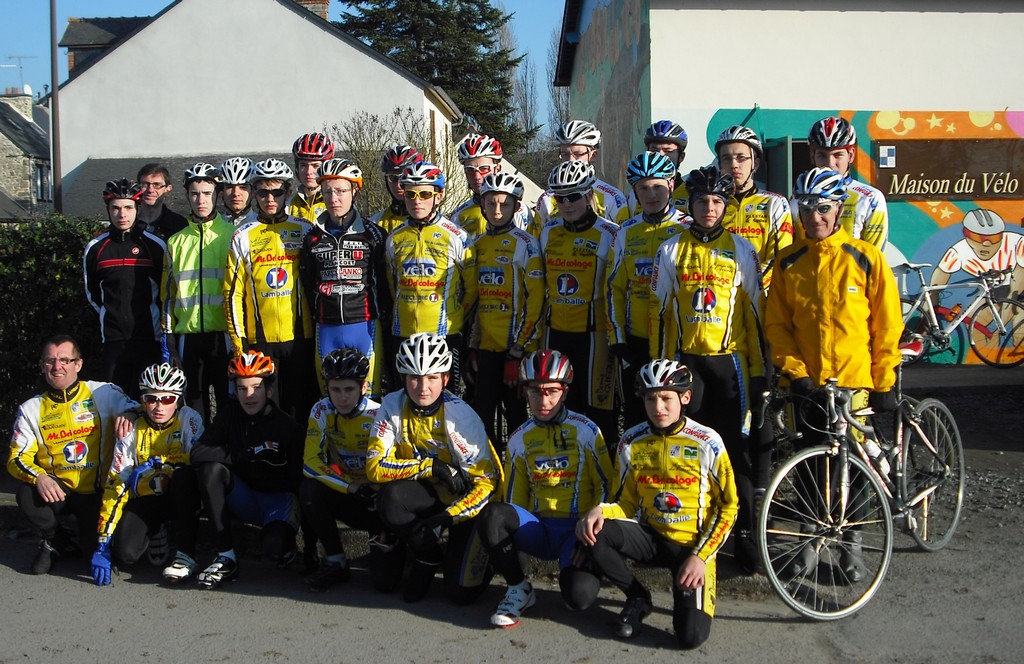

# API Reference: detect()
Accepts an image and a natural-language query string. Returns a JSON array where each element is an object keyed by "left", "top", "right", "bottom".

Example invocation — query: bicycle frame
[{"left": 901, "top": 266, "right": 1013, "bottom": 348}]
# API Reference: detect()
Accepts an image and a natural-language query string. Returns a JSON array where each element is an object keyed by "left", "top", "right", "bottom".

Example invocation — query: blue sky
[{"left": 1, "top": 0, "right": 562, "bottom": 124}]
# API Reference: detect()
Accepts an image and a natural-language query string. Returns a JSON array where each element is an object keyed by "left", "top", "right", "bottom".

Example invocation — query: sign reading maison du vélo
[{"left": 877, "top": 139, "right": 1024, "bottom": 201}]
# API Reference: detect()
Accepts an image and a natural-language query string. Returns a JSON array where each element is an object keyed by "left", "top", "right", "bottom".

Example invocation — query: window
[{"left": 35, "top": 162, "right": 51, "bottom": 203}]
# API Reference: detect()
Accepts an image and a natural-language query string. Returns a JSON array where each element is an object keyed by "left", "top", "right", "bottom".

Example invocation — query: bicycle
[
  {"left": 899, "top": 264, "right": 1024, "bottom": 368},
  {"left": 756, "top": 368, "right": 965, "bottom": 620}
]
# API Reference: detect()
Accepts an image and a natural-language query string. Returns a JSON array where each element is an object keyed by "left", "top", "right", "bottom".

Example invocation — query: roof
[
  {"left": 58, "top": 17, "right": 151, "bottom": 48},
  {"left": 0, "top": 187, "right": 29, "bottom": 220},
  {"left": 0, "top": 104, "right": 49, "bottom": 159}
]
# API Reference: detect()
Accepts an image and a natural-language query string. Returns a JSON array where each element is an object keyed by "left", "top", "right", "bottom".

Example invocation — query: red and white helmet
[
  {"left": 458, "top": 134, "right": 503, "bottom": 163},
  {"left": 381, "top": 145, "right": 424, "bottom": 174},
  {"left": 519, "top": 349, "right": 573, "bottom": 384},
  {"left": 292, "top": 132, "right": 335, "bottom": 161},
  {"left": 808, "top": 117, "right": 857, "bottom": 149}
]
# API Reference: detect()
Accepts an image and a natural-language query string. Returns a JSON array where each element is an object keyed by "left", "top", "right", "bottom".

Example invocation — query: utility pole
[{"left": 49, "top": 2, "right": 61, "bottom": 212}]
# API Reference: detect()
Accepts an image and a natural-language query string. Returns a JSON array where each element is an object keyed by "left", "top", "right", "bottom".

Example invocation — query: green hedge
[{"left": 0, "top": 214, "right": 106, "bottom": 441}]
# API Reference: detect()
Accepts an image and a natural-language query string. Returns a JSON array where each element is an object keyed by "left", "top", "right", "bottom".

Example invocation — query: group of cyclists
[{"left": 7, "top": 114, "right": 903, "bottom": 649}]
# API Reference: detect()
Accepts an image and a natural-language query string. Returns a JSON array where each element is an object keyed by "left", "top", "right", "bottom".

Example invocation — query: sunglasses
[
  {"left": 404, "top": 190, "right": 437, "bottom": 201},
  {"left": 143, "top": 394, "right": 179, "bottom": 405},
  {"left": 254, "top": 188, "right": 287, "bottom": 199},
  {"left": 963, "top": 228, "right": 1002, "bottom": 245},
  {"left": 463, "top": 164, "right": 496, "bottom": 175},
  {"left": 554, "top": 192, "right": 585, "bottom": 204},
  {"left": 798, "top": 200, "right": 839, "bottom": 215}
]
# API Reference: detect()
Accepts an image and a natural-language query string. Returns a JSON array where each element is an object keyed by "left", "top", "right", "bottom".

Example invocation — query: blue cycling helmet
[
  {"left": 626, "top": 152, "right": 677, "bottom": 186},
  {"left": 400, "top": 162, "right": 446, "bottom": 191},
  {"left": 794, "top": 168, "right": 848, "bottom": 202},
  {"left": 643, "top": 120, "right": 688, "bottom": 151}
]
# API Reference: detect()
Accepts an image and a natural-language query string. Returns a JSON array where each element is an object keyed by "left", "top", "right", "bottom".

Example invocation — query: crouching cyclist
[
  {"left": 90, "top": 363, "right": 204, "bottom": 585},
  {"left": 477, "top": 349, "right": 614, "bottom": 628},
  {"left": 573, "top": 360, "right": 738, "bottom": 649},
  {"left": 299, "top": 348, "right": 396, "bottom": 592},
  {"left": 190, "top": 351, "right": 305, "bottom": 588},
  {"left": 365, "top": 333, "right": 501, "bottom": 604}
]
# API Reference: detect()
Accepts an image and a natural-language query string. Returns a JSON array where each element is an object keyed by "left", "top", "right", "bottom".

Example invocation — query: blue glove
[
  {"left": 127, "top": 458, "right": 160, "bottom": 494},
  {"left": 160, "top": 335, "right": 171, "bottom": 364},
  {"left": 91, "top": 541, "right": 112, "bottom": 586}
]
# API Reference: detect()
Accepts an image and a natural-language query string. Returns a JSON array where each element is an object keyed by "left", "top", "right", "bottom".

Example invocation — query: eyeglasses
[
  {"left": 140, "top": 182, "right": 167, "bottom": 190},
  {"left": 526, "top": 386, "right": 565, "bottom": 398},
  {"left": 41, "top": 357, "right": 79, "bottom": 367},
  {"left": 142, "top": 394, "right": 179, "bottom": 405},
  {"left": 798, "top": 200, "right": 840, "bottom": 215},
  {"left": 554, "top": 192, "right": 585, "bottom": 204},
  {"left": 404, "top": 190, "right": 436, "bottom": 201},
  {"left": 963, "top": 228, "right": 1002, "bottom": 245},
  {"left": 322, "top": 187, "right": 354, "bottom": 197},
  {"left": 254, "top": 188, "right": 287, "bottom": 199},
  {"left": 558, "top": 148, "right": 591, "bottom": 160},
  {"left": 463, "top": 164, "right": 496, "bottom": 175}
]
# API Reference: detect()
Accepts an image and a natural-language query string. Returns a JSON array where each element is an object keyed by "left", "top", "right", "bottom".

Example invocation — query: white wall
[
  {"left": 650, "top": 1, "right": 1024, "bottom": 165},
  {"left": 60, "top": 0, "right": 444, "bottom": 178}
]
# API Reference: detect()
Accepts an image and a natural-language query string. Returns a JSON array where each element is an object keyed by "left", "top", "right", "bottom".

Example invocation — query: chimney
[
  {"left": 295, "top": 0, "right": 329, "bottom": 20},
  {"left": 0, "top": 88, "right": 34, "bottom": 121}
]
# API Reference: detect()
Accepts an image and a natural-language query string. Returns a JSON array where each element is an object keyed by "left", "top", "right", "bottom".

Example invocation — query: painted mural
[{"left": 708, "top": 108, "right": 1024, "bottom": 364}]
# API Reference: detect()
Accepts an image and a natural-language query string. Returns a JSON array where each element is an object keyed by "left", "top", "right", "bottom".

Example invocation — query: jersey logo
[
  {"left": 556, "top": 273, "right": 580, "bottom": 296},
  {"left": 402, "top": 259, "right": 437, "bottom": 277},
  {"left": 479, "top": 267, "right": 505, "bottom": 285},
  {"left": 534, "top": 455, "right": 570, "bottom": 471},
  {"left": 148, "top": 472, "right": 171, "bottom": 495},
  {"left": 63, "top": 440, "right": 88, "bottom": 464},
  {"left": 691, "top": 287, "right": 717, "bottom": 313},
  {"left": 266, "top": 267, "right": 289, "bottom": 290},
  {"left": 653, "top": 491, "right": 683, "bottom": 514},
  {"left": 634, "top": 259, "right": 653, "bottom": 277}
]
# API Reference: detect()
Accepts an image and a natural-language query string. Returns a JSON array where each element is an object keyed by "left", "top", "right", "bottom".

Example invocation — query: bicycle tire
[
  {"left": 967, "top": 298, "right": 1024, "bottom": 368},
  {"left": 758, "top": 446, "right": 893, "bottom": 621},
  {"left": 900, "top": 398, "right": 965, "bottom": 551},
  {"left": 901, "top": 298, "right": 968, "bottom": 365}
]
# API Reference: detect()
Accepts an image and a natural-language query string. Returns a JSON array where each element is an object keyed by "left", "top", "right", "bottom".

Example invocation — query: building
[{"left": 0, "top": 88, "right": 51, "bottom": 218}]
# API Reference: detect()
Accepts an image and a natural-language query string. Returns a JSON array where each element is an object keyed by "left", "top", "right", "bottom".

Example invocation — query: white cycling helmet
[
  {"left": 808, "top": 116, "right": 857, "bottom": 149},
  {"left": 714, "top": 125, "right": 763, "bottom": 159},
  {"left": 183, "top": 163, "right": 219, "bottom": 187},
  {"left": 395, "top": 333, "right": 453, "bottom": 375},
  {"left": 548, "top": 160, "right": 596, "bottom": 196},
  {"left": 556, "top": 120, "right": 601, "bottom": 148},
  {"left": 218, "top": 157, "right": 254, "bottom": 185},
  {"left": 139, "top": 363, "right": 187, "bottom": 396},
  {"left": 636, "top": 359, "right": 692, "bottom": 395},
  {"left": 794, "top": 168, "right": 848, "bottom": 202},
  {"left": 962, "top": 209, "right": 1005, "bottom": 236},
  {"left": 479, "top": 172, "right": 524, "bottom": 200},
  {"left": 317, "top": 158, "right": 363, "bottom": 188},
  {"left": 251, "top": 158, "right": 294, "bottom": 183},
  {"left": 399, "top": 162, "right": 446, "bottom": 190}
]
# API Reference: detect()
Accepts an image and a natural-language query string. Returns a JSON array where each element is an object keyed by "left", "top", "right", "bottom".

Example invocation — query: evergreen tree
[{"left": 337, "top": 0, "right": 537, "bottom": 154}]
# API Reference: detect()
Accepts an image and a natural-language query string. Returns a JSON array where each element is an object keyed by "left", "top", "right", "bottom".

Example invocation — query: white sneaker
[
  {"left": 491, "top": 581, "right": 536, "bottom": 628},
  {"left": 163, "top": 552, "right": 197, "bottom": 583}
]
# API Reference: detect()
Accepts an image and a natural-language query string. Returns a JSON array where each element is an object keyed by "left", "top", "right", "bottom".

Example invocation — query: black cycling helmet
[
  {"left": 102, "top": 178, "right": 144, "bottom": 202},
  {"left": 321, "top": 348, "right": 370, "bottom": 382},
  {"left": 686, "top": 166, "right": 734, "bottom": 201}
]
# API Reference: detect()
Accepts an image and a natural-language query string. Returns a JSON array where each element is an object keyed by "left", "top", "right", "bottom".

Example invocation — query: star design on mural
[
  {"left": 926, "top": 113, "right": 944, "bottom": 129},
  {"left": 939, "top": 207, "right": 955, "bottom": 219},
  {"left": 946, "top": 122, "right": 957, "bottom": 134}
]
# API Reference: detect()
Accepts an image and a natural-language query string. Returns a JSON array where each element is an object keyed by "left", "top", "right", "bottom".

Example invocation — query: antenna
[{"left": 7, "top": 55, "right": 38, "bottom": 89}]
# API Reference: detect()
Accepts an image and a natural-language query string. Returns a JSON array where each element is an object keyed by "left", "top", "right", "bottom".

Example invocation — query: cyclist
[
  {"left": 931, "top": 208, "right": 1024, "bottom": 288},
  {"left": 462, "top": 172, "right": 544, "bottom": 455},
  {"left": 299, "top": 348, "right": 395, "bottom": 592},
  {"left": 90, "top": 363, "right": 204, "bottom": 586},
  {"left": 607, "top": 151, "right": 688, "bottom": 429},
  {"left": 161, "top": 163, "right": 235, "bottom": 421},
  {"left": 804, "top": 116, "right": 888, "bottom": 249},
  {"left": 225, "top": 158, "right": 315, "bottom": 420},
  {"left": 764, "top": 167, "right": 902, "bottom": 579},
  {"left": 649, "top": 165, "right": 764, "bottom": 574},
  {"left": 136, "top": 163, "right": 188, "bottom": 240},
  {"left": 385, "top": 162, "right": 469, "bottom": 392},
  {"left": 616, "top": 120, "right": 691, "bottom": 221},
  {"left": 451, "top": 134, "right": 530, "bottom": 241},
  {"left": 288, "top": 131, "right": 334, "bottom": 223},
  {"left": 365, "top": 333, "right": 501, "bottom": 604},
  {"left": 534, "top": 120, "right": 627, "bottom": 230},
  {"left": 218, "top": 157, "right": 256, "bottom": 226},
  {"left": 368, "top": 144, "right": 424, "bottom": 235},
  {"left": 477, "top": 349, "right": 613, "bottom": 628},
  {"left": 539, "top": 160, "right": 619, "bottom": 449},
  {"left": 189, "top": 351, "right": 305, "bottom": 588},
  {"left": 573, "top": 359, "right": 738, "bottom": 648},
  {"left": 714, "top": 125, "right": 794, "bottom": 290},
  {"left": 8, "top": 334, "right": 137, "bottom": 575},
  {"left": 299, "top": 158, "right": 390, "bottom": 398},
  {"left": 84, "top": 178, "right": 167, "bottom": 396}
]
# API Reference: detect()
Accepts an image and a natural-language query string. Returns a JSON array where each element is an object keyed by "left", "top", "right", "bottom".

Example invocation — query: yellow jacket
[{"left": 765, "top": 228, "right": 902, "bottom": 391}]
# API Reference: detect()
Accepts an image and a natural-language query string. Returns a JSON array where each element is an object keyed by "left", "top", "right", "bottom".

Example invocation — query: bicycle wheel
[
  {"left": 967, "top": 298, "right": 1024, "bottom": 368},
  {"left": 758, "top": 446, "right": 893, "bottom": 621},
  {"left": 901, "top": 298, "right": 968, "bottom": 365},
  {"left": 900, "top": 398, "right": 965, "bottom": 551}
]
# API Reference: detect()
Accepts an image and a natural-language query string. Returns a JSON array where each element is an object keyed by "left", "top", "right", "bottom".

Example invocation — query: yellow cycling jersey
[
  {"left": 601, "top": 417, "right": 738, "bottom": 561},
  {"left": 303, "top": 395, "right": 381, "bottom": 493},
  {"left": 97, "top": 407, "right": 204, "bottom": 540},
  {"left": 531, "top": 178, "right": 628, "bottom": 235},
  {"left": 503, "top": 409, "right": 614, "bottom": 519},
  {"left": 765, "top": 228, "right": 902, "bottom": 391},
  {"left": 463, "top": 224, "right": 545, "bottom": 353},
  {"left": 288, "top": 190, "right": 326, "bottom": 225},
  {"left": 607, "top": 208, "right": 688, "bottom": 344},
  {"left": 792, "top": 177, "right": 888, "bottom": 250},
  {"left": 539, "top": 214, "right": 618, "bottom": 334},
  {"left": 649, "top": 229, "right": 764, "bottom": 375},
  {"left": 385, "top": 215, "right": 467, "bottom": 337},
  {"left": 224, "top": 216, "right": 313, "bottom": 355},
  {"left": 616, "top": 179, "right": 691, "bottom": 223},
  {"left": 452, "top": 197, "right": 532, "bottom": 243},
  {"left": 8, "top": 381, "right": 137, "bottom": 494},
  {"left": 365, "top": 391, "right": 501, "bottom": 523},
  {"left": 368, "top": 205, "right": 407, "bottom": 236},
  {"left": 722, "top": 187, "right": 794, "bottom": 290}
]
